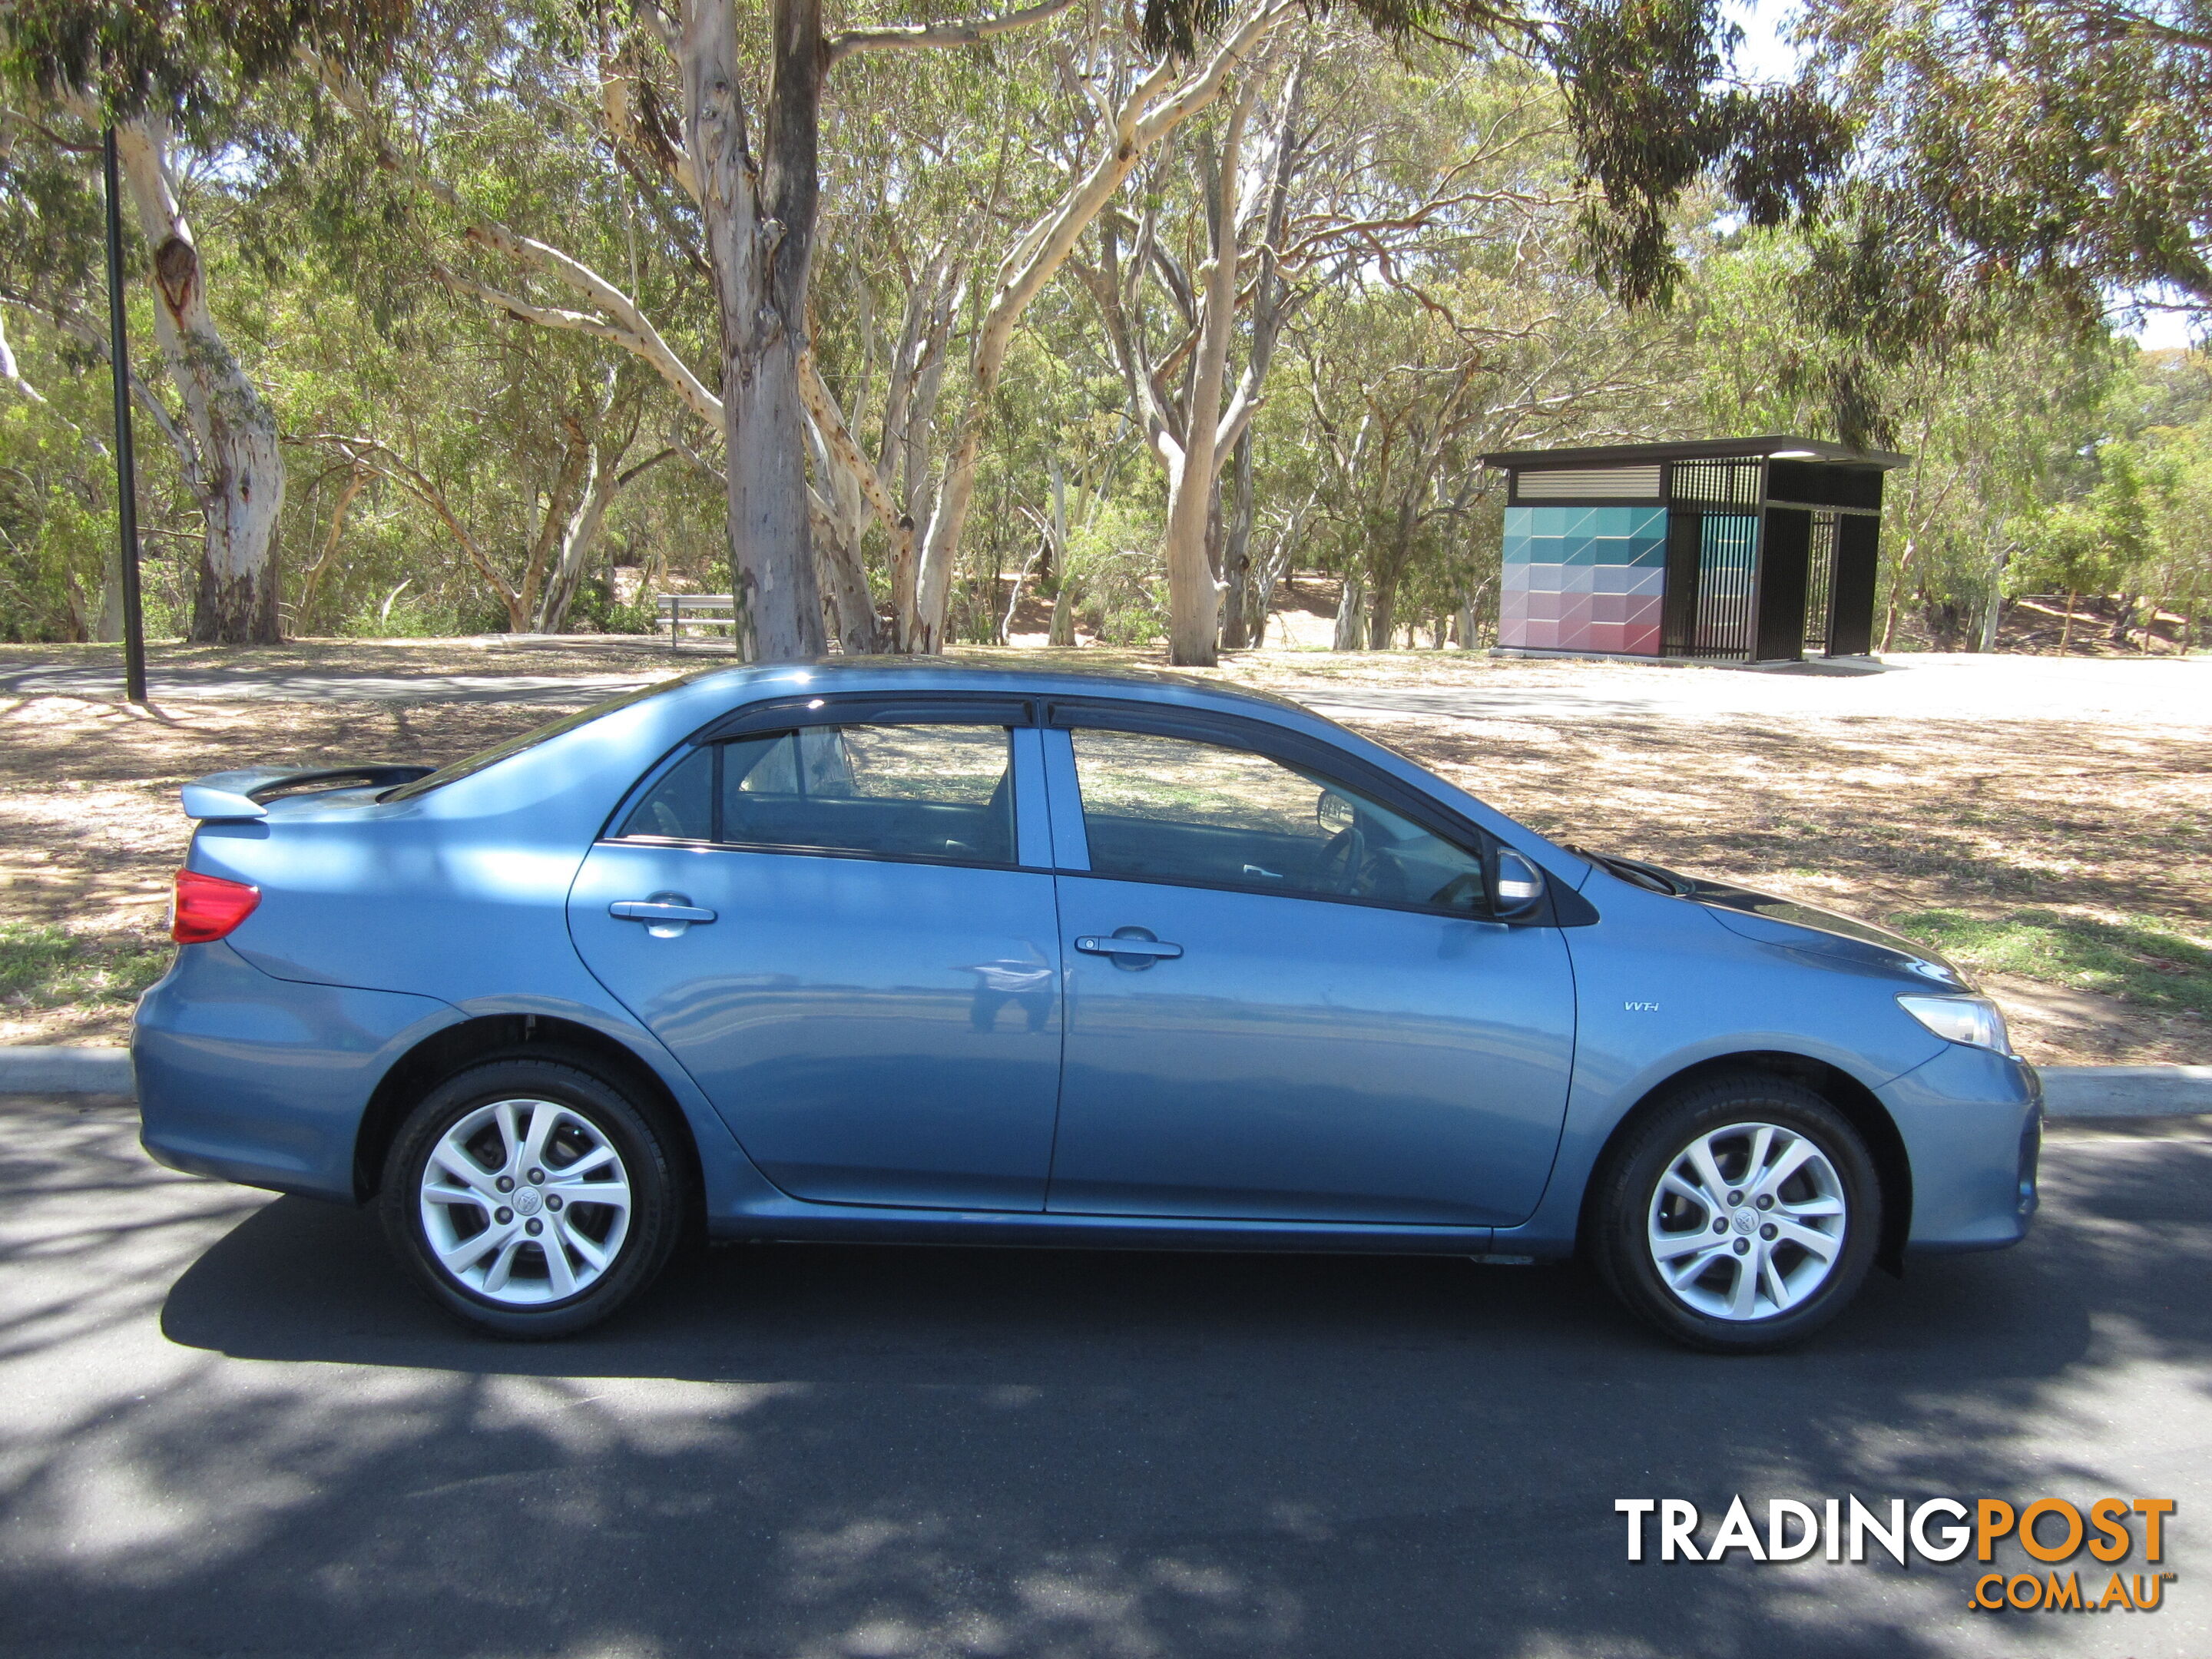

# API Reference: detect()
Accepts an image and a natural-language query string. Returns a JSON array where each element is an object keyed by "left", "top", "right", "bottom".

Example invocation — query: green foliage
[
  {"left": 1549, "top": 0, "right": 1846, "bottom": 305},
  {"left": 1803, "top": 0, "right": 2212, "bottom": 327},
  {"left": 2, "top": 0, "right": 409, "bottom": 129},
  {"left": 0, "top": 417, "right": 110, "bottom": 641},
  {"left": 0, "top": 921, "right": 170, "bottom": 1010},
  {"left": 1065, "top": 495, "right": 1170, "bottom": 644},
  {"left": 0, "top": 0, "right": 2201, "bottom": 657}
]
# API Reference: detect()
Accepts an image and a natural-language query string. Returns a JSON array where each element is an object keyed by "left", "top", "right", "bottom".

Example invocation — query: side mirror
[{"left": 1491, "top": 849, "right": 1546, "bottom": 921}]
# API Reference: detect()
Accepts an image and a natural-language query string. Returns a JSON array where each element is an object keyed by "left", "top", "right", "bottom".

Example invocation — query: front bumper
[{"left": 1879, "top": 1041, "right": 2044, "bottom": 1253}]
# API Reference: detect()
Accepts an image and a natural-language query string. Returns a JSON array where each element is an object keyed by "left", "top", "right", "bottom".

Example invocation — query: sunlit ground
[{"left": 0, "top": 638, "right": 2205, "bottom": 1063}]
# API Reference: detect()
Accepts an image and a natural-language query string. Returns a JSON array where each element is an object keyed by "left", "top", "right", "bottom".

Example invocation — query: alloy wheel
[
  {"left": 1644, "top": 1120, "right": 1847, "bottom": 1321},
  {"left": 418, "top": 1096, "right": 633, "bottom": 1306}
]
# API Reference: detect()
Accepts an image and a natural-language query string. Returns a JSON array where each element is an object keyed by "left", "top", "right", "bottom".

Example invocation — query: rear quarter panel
[{"left": 134, "top": 939, "right": 456, "bottom": 1198}]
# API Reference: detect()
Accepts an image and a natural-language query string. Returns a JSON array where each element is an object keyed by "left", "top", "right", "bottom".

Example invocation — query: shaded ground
[
  {"left": 0, "top": 641, "right": 2206, "bottom": 1064},
  {"left": 0, "top": 1094, "right": 2205, "bottom": 1658}
]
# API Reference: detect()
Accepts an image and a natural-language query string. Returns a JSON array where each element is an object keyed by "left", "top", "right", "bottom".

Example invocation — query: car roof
[{"left": 658, "top": 656, "right": 1318, "bottom": 721}]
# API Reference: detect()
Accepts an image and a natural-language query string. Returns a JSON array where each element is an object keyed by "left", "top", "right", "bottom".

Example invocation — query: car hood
[{"left": 1594, "top": 853, "right": 1972, "bottom": 989}]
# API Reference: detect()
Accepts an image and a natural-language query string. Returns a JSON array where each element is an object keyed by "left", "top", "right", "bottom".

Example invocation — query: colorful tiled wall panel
[{"left": 1499, "top": 505, "right": 1667, "bottom": 654}]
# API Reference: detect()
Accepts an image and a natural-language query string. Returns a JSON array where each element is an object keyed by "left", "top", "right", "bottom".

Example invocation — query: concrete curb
[
  {"left": 0, "top": 1045, "right": 135, "bottom": 1094},
  {"left": 3, "top": 1047, "right": 2209, "bottom": 1118},
  {"left": 2038, "top": 1065, "right": 2212, "bottom": 1118}
]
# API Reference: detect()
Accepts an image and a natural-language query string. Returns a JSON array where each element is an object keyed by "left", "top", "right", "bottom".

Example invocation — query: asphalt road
[{"left": 2, "top": 1096, "right": 2206, "bottom": 1659}]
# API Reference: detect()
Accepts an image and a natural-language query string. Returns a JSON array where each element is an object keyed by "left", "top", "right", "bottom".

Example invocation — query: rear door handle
[
  {"left": 1075, "top": 934, "right": 1183, "bottom": 959},
  {"left": 610, "top": 899, "right": 717, "bottom": 924}
]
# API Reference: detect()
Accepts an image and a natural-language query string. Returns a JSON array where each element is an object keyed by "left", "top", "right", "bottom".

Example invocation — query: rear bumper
[
  {"left": 133, "top": 941, "right": 455, "bottom": 1200},
  {"left": 1880, "top": 1043, "right": 2044, "bottom": 1254}
]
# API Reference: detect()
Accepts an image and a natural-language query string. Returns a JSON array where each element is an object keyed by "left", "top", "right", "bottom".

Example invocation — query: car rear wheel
[
  {"left": 1591, "top": 1074, "right": 1880, "bottom": 1353},
  {"left": 381, "top": 1058, "right": 681, "bottom": 1339}
]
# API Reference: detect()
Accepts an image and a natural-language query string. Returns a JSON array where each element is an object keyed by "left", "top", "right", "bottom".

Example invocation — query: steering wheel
[
  {"left": 1318, "top": 823, "right": 1410, "bottom": 901},
  {"left": 1317, "top": 824, "right": 1368, "bottom": 896}
]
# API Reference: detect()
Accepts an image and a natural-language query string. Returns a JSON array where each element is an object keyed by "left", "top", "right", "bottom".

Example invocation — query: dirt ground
[{"left": 2, "top": 639, "right": 2205, "bottom": 1067}]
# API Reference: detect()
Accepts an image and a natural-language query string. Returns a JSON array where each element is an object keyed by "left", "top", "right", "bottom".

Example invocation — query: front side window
[
  {"left": 1069, "top": 728, "right": 1488, "bottom": 912},
  {"left": 618, "top": 723, "right": 1015, "bottom": 865}
]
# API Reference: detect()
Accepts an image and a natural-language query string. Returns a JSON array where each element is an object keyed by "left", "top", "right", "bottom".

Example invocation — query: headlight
[{"left": 1898, "top": 994, "right": 2013, "bottom": 1055}]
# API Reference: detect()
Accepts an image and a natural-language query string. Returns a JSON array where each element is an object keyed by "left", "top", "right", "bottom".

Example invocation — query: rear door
[{"left": 569, "top": 700, "right": 1065, "bottom": 1210}]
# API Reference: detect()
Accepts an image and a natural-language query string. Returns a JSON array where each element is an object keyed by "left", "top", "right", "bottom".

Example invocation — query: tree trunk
[
  {"left": 1164, "top": 90, "right": 1257, "bottom": 668},
  {"left": 2109, "top": 593, "right": 2137, "bottom": 648},
  {"left": 913, "top": 6, "right": 1291, "bottom": 651},
  {"left": 113, "top": 115, "right": 285, "bottom": 644},
  {"left": 535, "top": 445, "right": 625, "bottom": 631},
  {"left": 1332, "top": 574, "right": 1364, "bottom": 651},
  {"left": 2059, "top": 588, "right": 2077, "bottom": 652},
  {"left": 681, "top": 0, "right": 823, "bottom": 661},
  {"left": 1365, "top": 578, "right": 1394, "bottom": 650},
  {"left": 814, "top": 515, "right": 880, "bottom": 654},
  {"left": 91, "top": 550, "right": 127, "bottom": 643},
  {"left": 1220, "top": 426, "right": 1256, "bottom": 651},
  {"left": 296, "top": 463, "right": 367, "bottom": 634}
]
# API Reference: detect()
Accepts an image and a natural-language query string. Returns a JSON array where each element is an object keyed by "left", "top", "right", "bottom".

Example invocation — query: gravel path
[{"left": 4, "top": 646, "right": 2206, "bottom": 725}]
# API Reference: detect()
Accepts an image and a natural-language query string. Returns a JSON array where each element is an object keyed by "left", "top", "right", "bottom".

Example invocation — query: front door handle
[{"left": 1075, "top": 932, "right": 1183, "bottom": 960}]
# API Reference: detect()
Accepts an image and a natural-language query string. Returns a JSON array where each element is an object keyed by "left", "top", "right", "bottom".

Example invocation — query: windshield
[{"left": 380, "top": 670, "right": 724, "bottom": 803}]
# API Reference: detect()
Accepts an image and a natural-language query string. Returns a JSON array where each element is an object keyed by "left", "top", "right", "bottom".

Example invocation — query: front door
[
  {"left": 570, "top": 713, "right": 1063, "bottom": 1210},
  {"left": 1045, "top": 722, "right": 1576, "bottom": 1227}
]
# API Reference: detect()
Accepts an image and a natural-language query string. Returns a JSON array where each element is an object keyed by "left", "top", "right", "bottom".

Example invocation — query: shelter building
[{"left": 1479, "top": 436, "right": 1909, "bottom": 663}]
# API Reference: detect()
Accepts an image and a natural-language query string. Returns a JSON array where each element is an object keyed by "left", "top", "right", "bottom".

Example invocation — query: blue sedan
[{"left": 134, "top": 662, "right": 2041, "bottom": 1349}]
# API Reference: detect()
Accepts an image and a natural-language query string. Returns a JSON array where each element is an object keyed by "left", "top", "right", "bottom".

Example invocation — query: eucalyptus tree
[
  {"left": 1288, "top": 141, "right": 1694, "bottom": 651},
  {"left": 1082, "top": 33, "right": 1618, "bottom": 661},
  {"left": 1804, "top": 0, "right": 2212, "bottom": 332},
  {"left": 0, "top": 0, "right": 410, "bottom": 642}
]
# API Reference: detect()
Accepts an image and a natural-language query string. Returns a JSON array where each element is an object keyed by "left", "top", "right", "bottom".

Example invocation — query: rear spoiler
[{"left": 180, "top": 764, "right": 436, "bottom": 822}]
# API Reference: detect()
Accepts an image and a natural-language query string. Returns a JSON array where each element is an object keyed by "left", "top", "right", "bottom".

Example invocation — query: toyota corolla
[{"left": 133, "top": 662, "right": 2041, "bottom": 1349}]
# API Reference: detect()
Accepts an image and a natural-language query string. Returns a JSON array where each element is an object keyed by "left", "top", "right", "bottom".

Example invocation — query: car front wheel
[
  {"left": 382, "top": 1058, "right": 682, "bottom": 1338},
  {"left": 1591, "top": 1074, "right": 1881, "bottom": 1353}
]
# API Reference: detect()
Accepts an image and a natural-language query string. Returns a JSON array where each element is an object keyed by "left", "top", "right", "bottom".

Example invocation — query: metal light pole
[{"left": 101, "top": 128, "right": 148, "bottom": 704}]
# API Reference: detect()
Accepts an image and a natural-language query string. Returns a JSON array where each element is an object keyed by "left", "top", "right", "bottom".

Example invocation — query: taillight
[{"left": 172, "top": 869, "right": 260, "bottom": 943}]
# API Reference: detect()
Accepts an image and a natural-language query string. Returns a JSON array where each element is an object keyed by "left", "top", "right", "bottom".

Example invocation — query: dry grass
[
  {"left": 1322, "top": 705, "right": 2211, "bottom": 1065},
  {"left": 2, "top": 641, "right": 2205, "bottom": 1066}
]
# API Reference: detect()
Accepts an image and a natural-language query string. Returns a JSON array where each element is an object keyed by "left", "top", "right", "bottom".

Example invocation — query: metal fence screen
[
  {"left": 1803, "top": 511, "right": 1837, "bottom": 654},
  {"left": 1690, "top": 514, "right": 1759, "bottom": 657},
  {"left": 1671, "top": 459, "right": 1764, "bottom": 509}
]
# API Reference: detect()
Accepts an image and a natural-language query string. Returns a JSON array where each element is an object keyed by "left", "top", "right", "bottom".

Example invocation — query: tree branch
[
  {"left": 315, "top": 54, "right": 722, "bottom": 428},
  {"left": 309, "top": 432, "right": 520, "bottom": 614},
  {"left": 827, "top": 0, "right": 1079, "bottom": 67}
]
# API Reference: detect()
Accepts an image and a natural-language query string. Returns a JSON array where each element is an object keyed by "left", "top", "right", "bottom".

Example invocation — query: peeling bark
[
  {"left": 680, "top": 0, "right": 824, "bottom": 661},
  {"left": 113, "top": 114, "right": 285, "bottom": 644}
]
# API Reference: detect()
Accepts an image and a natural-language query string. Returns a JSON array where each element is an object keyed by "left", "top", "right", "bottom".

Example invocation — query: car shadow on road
[
  {"left": 67, "top": 1121, "right": 2206, "bottom": 1658},
  {"left": 161, "top": 1176, "right": 2096, "bottom": 1389}
]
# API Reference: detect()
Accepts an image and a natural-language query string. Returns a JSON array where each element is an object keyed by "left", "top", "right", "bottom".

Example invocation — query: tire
[
  {"left": 380, "top": 1058, "right": 683, "bottom": 1339},
  {"left": 1590, "top": 1073, "right": 1881, "bottom": 1353}
]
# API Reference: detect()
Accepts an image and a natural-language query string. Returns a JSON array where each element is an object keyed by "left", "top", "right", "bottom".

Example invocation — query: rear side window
[
  {"left": 1069, "top": 728, "right": 1488, "bottom": 912},
  {"left": 621, "top": 747, "right": 714, "bottom": 839},
  {"left": 618, "top": 724, "right": 1015, "bottom": 865}
]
